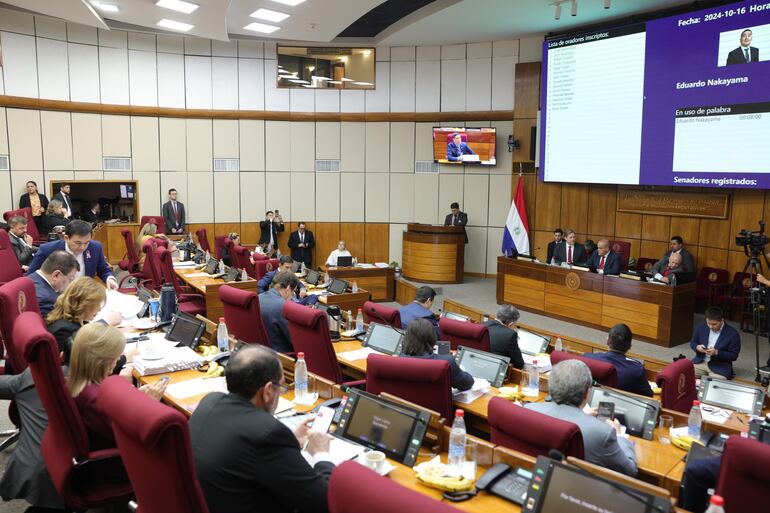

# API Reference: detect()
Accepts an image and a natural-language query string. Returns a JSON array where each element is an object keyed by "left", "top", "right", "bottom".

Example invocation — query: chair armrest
[
  {"left": 72, "top": 448, "right": 123, "bottom": 470},
  {"left": 340, "top": 379, "right": 366, "bottom": 391},
  {"left": 179, "top": 293, "right": 205, "bottom": 301}
]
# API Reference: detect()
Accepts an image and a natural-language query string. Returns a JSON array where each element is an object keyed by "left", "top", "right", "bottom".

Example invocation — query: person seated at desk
[
  {"left": 27, "top": 220, "right": 119, "bottom": 290},
  {"left": 221, "top": 232, "right": 240, "bottom": 267},
  {"left": 681, "top": 455, "right": 722, "bottom": 513},
  {"left": 29, "top": 250, "right": 78, "bottom": 317},
  {"left": 651, "top": 252, "right": 691, "bottom": 285},
  {"left": 586, "top": 239, "right": 621, "bottom": 275},
  {"left": 7, "top": 215, "right": 38, "bottom": 271},
  {"left": 82, "top": 201, "right": 101, "bottom": 225},
  {"left": 401, "top": 318, "right": 473, "bottom": 391},
  {"left": 446, "top": 133, "right": 474, "bottom": 162},
  {"left": 651, "top": 235, "right": 695, "bottom": 275},
  {"left": 399, "top": 286, "right": 440, "bottom": 338},
  {"left": 43, "top": 199, "right": 70, "bottom": 235},
  {"left": 546, "top": 228, "right": 565, "bottom": 264},
  {"left": 583, "top": 239, "right": 596, "bottom": 260},
  {"left": 483, "top": 305, "right": 525, "bottom": 369},
  {"left": 325, "top": 240, "right": 352, "bottom": 267},
  {"left": 136, "top": 221, "right": 175, "bottom": 265},
  {"left": 258, "top": 256, "right": 317, "bottom": 306},
  {"left": 259, "top": 271, "right": 299, "bottom": 354},
  {"left": 583, "top": 324, "right": 653, "bottom": 397},
  {"left": 189, "top": 345, "right": 334, "bottom": 513},
  {"left": 690, "top": 306, "right": 740, "bottom": 379},
  {"left": 526, "top": 359, "right": 638, "bottom": 476},
  {"left": 553, "top": 230, "right": 586, "bottom": 266}
]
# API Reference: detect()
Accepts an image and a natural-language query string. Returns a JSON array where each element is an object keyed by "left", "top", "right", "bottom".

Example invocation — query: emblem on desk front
[
  {"left": 565, "top": 272, "right": 581, "bottom": 291},
  {"left": 677, "top": 373, "right": 686, "bottom": 398}
]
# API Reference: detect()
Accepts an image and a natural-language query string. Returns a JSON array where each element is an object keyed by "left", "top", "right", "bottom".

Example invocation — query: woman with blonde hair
[
  {"left": 43, "top": 198, "right": 69, "bottom": 234},
  {"left": 136, "top": 221, "right": 174, "bottom": 264},
  {"left": 67, "top": 323, "right": 167, "bottom": 450}
]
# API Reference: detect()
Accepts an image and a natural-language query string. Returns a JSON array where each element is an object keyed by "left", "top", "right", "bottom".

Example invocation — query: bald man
[
  {"left": 586, "top": 239, "right": 621, "bottom": 275},
  {"left": 653, "top": 252, "right": 687, "bottom": 285}
]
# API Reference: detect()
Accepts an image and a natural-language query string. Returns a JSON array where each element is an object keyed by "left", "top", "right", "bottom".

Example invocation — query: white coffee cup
[{"left": 364, "top": 450, "right": 386, "bottom": 473}]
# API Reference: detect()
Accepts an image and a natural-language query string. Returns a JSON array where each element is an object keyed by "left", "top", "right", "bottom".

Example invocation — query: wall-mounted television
[{"left": 433, "top": 127, "right": 497, "bottom": 166}]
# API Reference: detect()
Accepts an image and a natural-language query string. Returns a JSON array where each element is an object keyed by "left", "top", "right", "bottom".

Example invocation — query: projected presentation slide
[{"left": 540, "top": 0, "right": 770, "bottom": 188}]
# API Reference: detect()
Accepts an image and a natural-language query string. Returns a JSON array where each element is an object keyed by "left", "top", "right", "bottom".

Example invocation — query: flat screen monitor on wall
[
  {"left": 539, "top": 0, "right": 770, "bottom": 189},
  {"left": 433, "top": 127, "right": 497, "bottom": 165}
]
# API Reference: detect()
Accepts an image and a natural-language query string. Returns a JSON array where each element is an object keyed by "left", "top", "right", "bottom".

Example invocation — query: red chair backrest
[
  {"left": 366, "top": 353, "right": 453, "bottom": 420},
  {"left": 362, "top": 301, "right": 401, "bottom": 329},
  {"left": 195, "top": 228, "right": 210, "bottom": 253},
  {"left": 255, "top": 258, "right": 279, "bottom": 280},
  {"left": 0, "top": 277, "right": 41, "bottom": 373},
  {"left": 142, "top": 238, "right": 167, "bottom": 289},
  {"left": 17, "top": 311, "right": 92, "bottom": 507},
  {"left": 252, "top": 252, "right": 269, "bottom": 262},
  {"left": 696, "top": 267, "right": 728, "bottom": 290},
  {"left": 98, "top": 376, "right": 209, "bottom": 513},
  {"left": 608, "top": 240, "right": 631, "bottom": 270},
  {"left": 4, "top": 207, "right": 43, "bottom": 242},
  {"left": 488, "top": 397, "right": 584, "bottom": 459},
  {"left": 219, "top": 285, "right": 269, "bottom": 346},
  {"left": 635, "top": 257, "right": 657, "bottom": 272},
  {"left": 438, "top": 317, "right": 490, "bottom": 352},
  {"left": 231, "top": 245, "right": 257, "bottom": 279},
  {"left": 655, "top": 358, "right": 697, "bottom": 414},
  {"left": 141, "top": 216, "right": 164, "bottom": 235},
  {"left": 550, "top": 351, "right": 618, "bottom": 387},
  {"left": 214, "top": 236, "right": 226, "bottom": 261},
  {"left": 715, "top": 435, "right": 770, "bottom": 513},
  {"left": 329, "top": 460, "right": 464, "bottom": 513},
  {"left": 283, "top": 301, "right": 342, "bottom": 383},
  {"left": 0, "top": 230, "right": 24, "bottom": 285},
  {"left": 121, "top": 228, "right": 140, "bottom": 270},
  {"left": 156, "top": 246, "right": 186, "bottom": 295}
]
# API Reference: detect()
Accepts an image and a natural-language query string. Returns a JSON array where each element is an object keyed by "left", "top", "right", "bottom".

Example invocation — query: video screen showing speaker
[{"left": 433, "top": 127, "right": 496, "bottom": 165}]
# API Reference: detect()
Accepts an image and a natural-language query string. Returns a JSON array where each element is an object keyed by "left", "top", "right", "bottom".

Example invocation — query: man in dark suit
[
  {"left": 483, "top": 304, "right": 525, "bottom": 369},
  {"left": 82, "top": 202, "right": 100, "bottom": 225},
  {"left": 52, "top": 183, "right": 73, "bottom": 219},
  {"left": 546, "top": 228, "right": 564, "bottom": 264},
  {"left": 586, "top": 239, "right": 621, "bottom": 275},
  {"left": 189, "top": 345, "right": 334, "bottom": 513},
  {"left": 583, "top": 324, "right": 653, "bottom": 397},
  {"left": 162, "top": 188, "right": 186, "bottom": 234},
  {"left": 399, "top": 286, "right": 440, "bottom": 338},
  {"left": 690, "top": 306, "right": 741, "bottom": 379},
  {"left": 446, "top": 133, "right": 475, "bottom": 162},
  {"left": 26, "top": 220, "right": 118, "bottom": 290},
  {"left": 28, "top": 250, "right": 78, "bottom": 316},
  {"left": 553, "top": 229, "right": 586, "bottom": 266},
  {"left": 681, "top": 455, "right": 721, "bottom": 513},
  {"left": 258, "top": 271, "right": 298, "bottom": 353},
  {"left": 7, "top": 216, "right": 38, "bottom": 270},
  {"left": 726, "top": 29, "right": 759, "bottom": 65},
  {"left": 444, "top": 202, "right": 469, "bottom": 243},
  {"left": 652, "top": 253, "right": 692, "bottom": 286},
  {"left": 651, "top": 235, "right": 695, "bottom": 275},
  {"left": 288, "top": 221, "right": 315, "bottom": 268},
  {"left": 259, "top": 210, "right": 284, "bottom": 253}
]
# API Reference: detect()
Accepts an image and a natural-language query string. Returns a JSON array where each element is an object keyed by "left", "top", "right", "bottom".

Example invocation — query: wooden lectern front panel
[{"left": 403, "top": 240, "right": 458, "bottom": 282}]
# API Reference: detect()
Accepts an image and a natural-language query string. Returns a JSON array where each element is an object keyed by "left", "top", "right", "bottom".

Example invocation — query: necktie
[
  {"left": 173, "top": 202, "right": 179, "bottom": 223},
  {"left": 453, "top": 215, "right": 457, "bottom": 225},
  {"left": 568, "top": 246, "right": 573, "bottom": 264},
  {"left": 599, "top": 256, "right": 605, "bottom": 270},
  {"left": 300, "top": 232, "right": 304, "bottom": 244},
  {"left": 744, "top": 48, "right": 750, "bottom": 62}
]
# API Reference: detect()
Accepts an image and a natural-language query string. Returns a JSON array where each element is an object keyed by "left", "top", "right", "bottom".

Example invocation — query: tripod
[{"left": 741, "top": 249, "right": 770, "bottom": 383}]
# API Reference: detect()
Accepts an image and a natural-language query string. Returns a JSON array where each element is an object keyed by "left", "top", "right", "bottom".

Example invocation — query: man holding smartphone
[{"left": 259, "top": 210, "right": 284, "bottom": 255}]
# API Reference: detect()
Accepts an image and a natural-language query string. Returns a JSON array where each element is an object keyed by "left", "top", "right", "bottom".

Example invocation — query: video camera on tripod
[{"left": 736, "top": 220, "right": 769, "bottom": 256}]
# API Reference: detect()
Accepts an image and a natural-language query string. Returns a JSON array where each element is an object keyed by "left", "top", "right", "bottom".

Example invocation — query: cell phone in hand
[
  {"left": 158, "top": 376, "right": 171, "bottom": 385},
  {"left": 311, "top": 406, "right": 335, "bottom": 434},
  {"left": 597, "top": 401, "right": 615, "bottom": 421}
]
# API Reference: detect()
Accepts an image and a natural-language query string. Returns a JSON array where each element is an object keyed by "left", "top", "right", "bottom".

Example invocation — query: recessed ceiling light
[
  {"left": 92, "top": 1, "right": 119, "bottom": 12},
  {"left": 251, "top": 8, "right": 290, "bottom": 22},
  {"left": 362, "top": 50, "right": 371, "bottom": 57},
  {"left": 270, "top": 0, "right": 306, "bottom": 5},
  {"left": 328, "top": 81, "right": 342, "bottom": 84},
  {"left": 289, "top": 79, "right": 309, "bottom": 84},
  {"left": 157, "top": 19, "right": 194, "bottom": 32},
  {"left": 312, "top": 76, "right": 331, "bottom": 81},
  {"left": 340, "top": 77, "right": 354, "bottom": 82},
  {"left": 301, "top": 84, "right": 316, "bottom": 88},
  {"left": 353, "top": 82, "right": 373, "bottom": 86},
  {"left": 156, "top": 0, "right": 199, "bottom": 14},
  {"left": 244, "top": 22, "right": 280, "bottom": 34}
]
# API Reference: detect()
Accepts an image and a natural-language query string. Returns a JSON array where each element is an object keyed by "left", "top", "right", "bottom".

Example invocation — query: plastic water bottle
[
  {"left": 347, "top": 310, "right": 353, "bottom": 330},
  {"left": 555, "top": 336, "right": 563, "bottom": 352},
  {"left": 205, "top": 250, "right": 211, "bottom": 263},
  {"left": 240, "top": 268, "right": 248, "bottom": 282},
  {"left": 295, "top": 353, "right": 308, "bottom": 404},
  {"left": 482, "top": 314, "right": 489, "bottom": 323},
  {"left": 688, "top": 400, "right": 702, "bottom": 438},
  {"left": 705, "top": 495, "right": 725, "bottom": 513},
  {"left": 218, "top": 259, "right": 225, "bottom": 275},
  {"left": 301, "top": 261, "right": 307, "bottom": 274},
  {"left": 524, "top": 360, "right": 540, "bottom": 397},
  {"left": 216, "top": 317, "right": 229, "bottom": 353},
  {"left": 355, "top": 308, "right": 364, "bottom": 332},
  {"left": 447, "top": 409, "right": 466, "bottom": 477},
  {"left": 351, "top": 280, "right": 359, "bottom": 293}
]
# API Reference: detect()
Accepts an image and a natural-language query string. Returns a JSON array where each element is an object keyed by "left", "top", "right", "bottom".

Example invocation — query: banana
[
  {"left": 202, "top": 366, "right": 224, "bottom": 379},
  {"left": 671, "top": 434, "right": 703, "bottom": 451},
  {"left": 415, "top": 473, "right": 474, "bottom": 492},
  {"left": 202, "top": 361, "right": 220, "bottom": 378}
]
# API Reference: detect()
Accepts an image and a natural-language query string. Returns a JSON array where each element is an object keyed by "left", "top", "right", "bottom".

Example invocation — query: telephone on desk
[{"left": 443, "top": 463, "right": 532, "bottom": 505}]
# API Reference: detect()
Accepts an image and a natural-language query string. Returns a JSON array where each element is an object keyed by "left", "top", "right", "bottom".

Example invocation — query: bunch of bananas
[
  {"left": 416, "top": 472, "right": 474, "bottom": 492},
  {"left": 671, "top": 434, "right": 704, "bottom": 451},
  {"left": 196, "top": 345, "right": 219, "bottom": 358},
  {"left": 202, "top": 361, "right": 224, "bottom": 379}
]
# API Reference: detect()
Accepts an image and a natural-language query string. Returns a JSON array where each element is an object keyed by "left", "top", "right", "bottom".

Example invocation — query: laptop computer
[
  {"left": 442, "top": 311, "right": 470, "bottom": 322},
  {"left": 455, "top": 346, "right": 510, "bottom": 387},
  {"left": 305, "top": 269, "right": 321, "bottom": 286},
  {"left": 336, "top": 256, "right": 353, "bottom": 267},
  {"left": 164, "top": 312, "right": 206, "bottom": 350},
  {"left": 291, "top": 261, "right": 302, "bottom": 273},
  {"left": 362, "top": 323, "right": 404, "bottom": 356},
  {"left": 516, "top": 328, "right": 551, "bottom": 366},
  {"left": 328, "top": 278, "right": 348, "bottom": 294}
]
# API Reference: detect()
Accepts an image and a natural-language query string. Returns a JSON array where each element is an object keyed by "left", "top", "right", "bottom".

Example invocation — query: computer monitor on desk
[
  {"left": 517, "top": 328, "right": 550, "bottom": 356},
  {"left": 587, "top": 386, "right": 660, "bottom": 440},
  {"left": 336, "top": 256, "right": 353, "bottom": 267},
  {"left": 699, "top": 376, "right": 765, "bottom": 416}
]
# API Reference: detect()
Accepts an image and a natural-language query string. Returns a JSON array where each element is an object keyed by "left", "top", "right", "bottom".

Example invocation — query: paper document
[
  {"left": 173, "top": 261, "right": 197, "bottom": 268},
  {"left": 452, "top": 377, "right": 490, "bottom": 404},
  {"left": 183, "top": 272, "right": 210, "bottom": 278},
  {"left": 275, "top": 396, "right": 296, "bottom": 414},
  {"left": 337, "top": 347, "right": 383, "bottom": 361},
  {"left": 94, "top": 290, "right": 144, "bottom": 322},
  {"left": 327, "top": 437, "right": 368, "bottom": 465},
  {"left": 165, "top": 377, "right": 227, "bottom": 399},
  {"left": 356, "top": 263, "right": 375, "bottom": 269},
  {"left": 374, "top": 262, "right": 390, "bottom": 269},
  {"left": 699, "top": 405, "right": 733, "bottom": 425}
]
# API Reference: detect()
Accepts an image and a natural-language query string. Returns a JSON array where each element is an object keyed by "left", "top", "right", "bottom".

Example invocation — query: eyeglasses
[{"left": 272, "top": 382, "right": 290, "bottom": 395}]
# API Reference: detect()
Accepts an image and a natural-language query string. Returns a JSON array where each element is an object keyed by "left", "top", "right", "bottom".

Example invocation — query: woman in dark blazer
[
  {"left": 18, "top": 181, "right": 49, "bottom": 235},
  {"left": 401, "top": 318, "right": 474, "bottom": 391}
]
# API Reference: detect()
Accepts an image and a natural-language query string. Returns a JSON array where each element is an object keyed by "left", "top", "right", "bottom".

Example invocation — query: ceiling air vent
[
  {"left": 415, "top": 160, "right": 439, "bottom": 174},
  {"left": 315, "top": 159, "right": 341, "bottom": 173},
  {"left": 0, "top": 155, "right": 9, "bottom": 171},
  {"left": 103, "top": 157, "right": 132, "bottom": 172},
  {"left": 214, "top": 158, "right": 240, "bottom": 172}
]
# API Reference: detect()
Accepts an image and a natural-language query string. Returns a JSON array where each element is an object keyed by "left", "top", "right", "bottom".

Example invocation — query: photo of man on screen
[
  {"left": 446, "top": 133, "right": 475, "bottom": 162},
  {"left": 726, "top": 28, "right": 759, "bottom": 65}
]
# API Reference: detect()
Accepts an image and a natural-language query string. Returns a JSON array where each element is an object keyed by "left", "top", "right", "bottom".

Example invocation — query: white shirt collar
[
  {"left": 64, "top": 243, "right": 86, "bottom": 278},
  {"left": 35, "top": 269, "right": 55, "bottom": 289}
]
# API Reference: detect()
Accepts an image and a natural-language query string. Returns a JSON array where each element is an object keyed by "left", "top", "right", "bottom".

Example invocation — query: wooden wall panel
[
  {"left": 513, "top": 63, "right": 541, "bottom": 119},
  {"left": 512, "top": 118, "right": 536, "bottom": 164},
  {"left": 639, "top": 240, "right": 668, "bottom": 261},
  {"left": 532, "top": 231, "right": 553, "bottom": 262},
  {"left": 240, "top": 222, "right": 260, "bottom": 245},
  {"left": 615, "top": 212, "right": 642, "bottom": 239},
  {"left": 699, "top": 218, "right": 731, "bottom": 250},
  {"left": 533, "top": 181, "right": 561, "bottom": 231},
  {"left": 560, "top": 184, "right": 588, "bottom": 234},
  {"left": 727, "top": 250, "right": 750, "bottom": 277},
  {"left": 669, "top": 217, "right": 700, "bottom": 246},
  {"left": 314, "top": 222, "right": 340, "bottom": 268},
  {"left": 641, "top": 215, "right": 670, "bottom": 242},
  {"left": 697, "top": 246, "right": 729, "bottom": 270},
  {"left": 365, "top": 223, "right": 390, "bottom": 263},
  {"left": 340, "top": 223, "right": 365, "bottom": 261},
  {"left": 729, "top": 189, "right": 764, "bottom": 247},
  {"left": 587, "top": 185, "right": 616, "bottom": 236},
  {"left": 186, "top": 223, "right": 214, "bottom": 251}
]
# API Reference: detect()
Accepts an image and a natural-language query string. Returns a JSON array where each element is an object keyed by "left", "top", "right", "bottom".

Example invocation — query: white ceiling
[{"left": 1, "top": 0, "right": 698, "bottom": 45}]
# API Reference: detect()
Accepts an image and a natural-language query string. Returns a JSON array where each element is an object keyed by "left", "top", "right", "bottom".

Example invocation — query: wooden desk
[
  {"left": 324, "top": 265, "right": 395, "bottom": 302},
  {"left": 318, "top": 289, "right": 371, "bottom": 315},
  {"left": 93, "top": 222, "right": 141, "bottom": 265},
  {"left": 402, "top": 224, "right": 466, "bottom": 284},
  {"left": 174, "top": 267, "right": 258, "bottom": 322},
  {"left": 496, "top": 258, "right": 695, "bottom": 347}
]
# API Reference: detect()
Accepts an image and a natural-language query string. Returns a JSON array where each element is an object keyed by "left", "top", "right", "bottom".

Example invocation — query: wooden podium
[{"left": 402, "top": 224, "right": 465, "bottom": 284}]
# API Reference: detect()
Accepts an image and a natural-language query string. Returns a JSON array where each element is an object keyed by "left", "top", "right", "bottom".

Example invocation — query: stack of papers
[
  {"left": 374, "top": 262, "right": 390, "bottom": 269},
  {"left": 356, "top": 263, "right": 375, "bottom": 269},
  {"left": 173, "top": 261, "right": 197, "bottom": 268},
  {"left": 133, "top": 347, "right": 204, "bottom": 376},
  {"left": 453, "top": 377, "right": 490, "bottom": 404},
  {"left": 165, "top": 376, "right": 227, "bottom": 399},
  {"left": 337, "top": 347, "right": 383, "bottom": 361},
  {"left": 94, "top": 290, "right": 144, "bottom": 323}
]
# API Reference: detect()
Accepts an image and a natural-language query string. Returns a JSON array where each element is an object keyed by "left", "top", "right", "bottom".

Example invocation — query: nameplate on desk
[
  {"left": 570, "top": 265, "right": 590, "bottom": 272},
  {"left": 619, "top": 272, "right": 642, "bottom": 281},
  {"left": 516, "top": 255, "right": 536, "bottom": 262}
]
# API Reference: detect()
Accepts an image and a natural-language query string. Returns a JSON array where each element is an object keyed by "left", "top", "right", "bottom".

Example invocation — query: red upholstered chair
[
  {"left": 329, "top": 460, "right": 464, "bottom": 513},
  {"left": 140, "top": 215, "right": 164, "bottom": 234},
  {"left": 155, "top": 246, "right": 206, "bottom": 317},
  {"left": 195, "top": 228, "right": 210, "bottom": 253},
  {"left": 635, "top": 257, "right": 657, "bottom": 273},
  {"left": 0, "top": 276, "right": 41, "bottom": 373},
  {"left": 17, "top": 311, "right": 132, "bottom": 510},
  {"left": 366, "top": 353, "right": 453, "bottom": 420},
  {"left": 609, "top": 240, "right": 631, "bottom": 270},
  {"left": 488, "top": 397, "right": 584, "bottom": 459},
  {"left": 117, "top": 228, "right": 144, "bottom": 289},
  {"left": 655, "top": 358, "right": 697, "bottom": 414},
  {"left": 255, "top": 258, "right": 278, "bottom": 280},
  {"left": 438, "top": 317, "right": 490, "bottom": 352},
  {"left": 0, "top": 230, "right": 24, "bottom": 285},
  {"left": 715, "top": 435, "right": 770, "bottom": 513},
  {"left": 362, "top": 301, "right": 401, "bottom": 329},
  {"left": 4, "top": 207, "right": 45, "bottom": 243},
  {"left": 550, "top": 351, "right": 618, "bottom": 387},
  {"left": 214, "top": 235, "right": 226, "bottom": 261},
  {"left": 219, "top": 285, "right": 269, "bottom": 346},
  {"left": 252, "top": 252, "right": 269, "bottom": 262},
  {"left": 695, "top": 267, "right": 729, "bottom": 308},
  {"left": 142, "top": 238, "right": 167, "bottom": 290},
  {"left": 715, "top": 272, "right": 754, "bottom": 318},
  {"left": 231, "top": 245, "right": 257, "bottom": 279},
  {"left": 98, "top": 376, "right": 209, "bottom": 513}
]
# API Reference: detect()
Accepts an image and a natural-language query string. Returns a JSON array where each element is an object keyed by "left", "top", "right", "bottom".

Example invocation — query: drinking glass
[
  {"left": 462, "top": 440, "right": 478, "bottom": 480},
  {"left": 658, "top": 414, "right": 673, "bottom": 444}
]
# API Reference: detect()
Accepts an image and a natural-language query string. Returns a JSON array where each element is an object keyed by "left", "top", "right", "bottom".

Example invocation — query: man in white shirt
[
  {"left": 690, "top": 306, "right": 741, "bottom": 379},
  {"left": 325, "top": 241, "right": 352, "bottom": 267}
]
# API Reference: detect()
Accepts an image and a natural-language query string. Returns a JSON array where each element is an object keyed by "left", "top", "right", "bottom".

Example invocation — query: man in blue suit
[
  {"left": 690, "top": 306, "right": 741, "bottom": 379},
  {"left": 258, "top": 256, "right": 317, "bottom": 306},
  {"left": 28, "top": 250, "right": 79, "bottom": 316},
  {"left": 26, "top": 220, "right": 118, "bottom": 290},
  {"left": 446, "top": 133, "right": 475, "bottom": 162},
  {"left": 586, "top": 239, "right": 621, "bottom": 275},
  {"left": 584, "top": 323, "right": 653, "bottom": 397},
  {"left": 259, "top": 271, "right": 298, "bottom": 353},
  {"left": 399, "top": 286, "right": 439, "bottom": 337}
]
